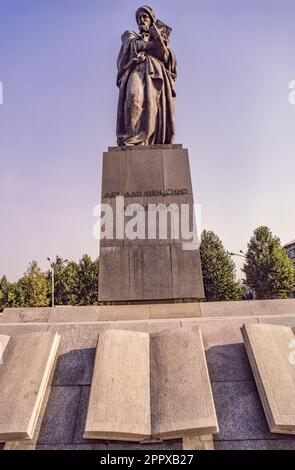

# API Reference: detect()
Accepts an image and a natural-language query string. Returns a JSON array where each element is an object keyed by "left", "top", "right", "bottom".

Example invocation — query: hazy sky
[{"left": 0, "top": 0, "right": 294, "bottom": 281}]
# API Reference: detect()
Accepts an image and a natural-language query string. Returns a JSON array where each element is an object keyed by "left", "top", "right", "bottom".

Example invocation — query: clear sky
[{"left": 0, "top": 0, "right": 294, "bottom": 281}]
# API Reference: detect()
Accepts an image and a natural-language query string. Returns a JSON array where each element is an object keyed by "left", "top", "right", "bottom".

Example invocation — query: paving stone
[
  {"left": 47, "top": 324, "right": 101, "bottom": 352},
  {"left": 212, "top": 381, "right": 290, "bottom": 441},
  {"left": 214, "top": 439, "right": 295, "bottom": 450},
  {"left": 52, "top": 348, "right": 96, "bottom": 386},
  {"left": 242, "top": 323, "right": 295, "bottom": 435},
  {"left": 206, "top": 343, "right": 254, "bottom": 382},
  {"left": 73, "top": 386, "right": 99, "bottom": 444},
  {"left": 183, "top": 434, "right": 214, "bottom": 450},
  {"left": 36, "top": 444, "right": 107, "bottom": 450},
  {"left": 107, "top": 440, "right": 182, "bottom": 450},
  {"left": 0, "top": 332, "right": 60, "bottom": 441},
  {"left": 37, "top": 386, "right": 81, "bottom": 444}
]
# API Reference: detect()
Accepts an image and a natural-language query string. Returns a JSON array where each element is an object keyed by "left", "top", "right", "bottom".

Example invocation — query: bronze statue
[{"left": 116, "top": 6, "right": 177, "bottom": 147}]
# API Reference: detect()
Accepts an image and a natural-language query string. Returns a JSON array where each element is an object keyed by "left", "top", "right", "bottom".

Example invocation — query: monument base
[{"left": 98, "top": 145, "right": 205, "bottom": 303}]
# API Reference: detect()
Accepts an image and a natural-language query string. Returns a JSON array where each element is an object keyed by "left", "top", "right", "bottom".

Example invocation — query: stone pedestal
[{"left": 98, "top": 144, "right": 204, "bottom": 303}]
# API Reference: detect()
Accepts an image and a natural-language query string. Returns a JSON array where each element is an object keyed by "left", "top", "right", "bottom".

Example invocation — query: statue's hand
[{"left": 149, "top": 24, "right": 160, "bottom": 40}]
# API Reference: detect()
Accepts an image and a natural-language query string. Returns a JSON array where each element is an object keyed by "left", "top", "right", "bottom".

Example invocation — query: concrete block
[
  {"left": 85, "top": 328, "right": 218, "bottom": 441},
  {"left": 200, "top": 301, "right": 252, "bottom": 318},
  {"left": 99, "top": 305, "right": 149, "bottom": 321},
  {"left": 0, "top": 332, "right": 60, "bottom": 441},
  {"left": 48, "top": 306, "right": 100, "bottom": 323},
  {"left": 249, "top": 299, "right": 295, "bottom": 316},
  {"left": 150, "top": 327, "right": 218, "bottom": 439},
  {"left": 98, "top": 146, "right": 205, "bottom": 303},
  {"left": 47, "top": 324, "right": 103, "bottom": 352},
  {"left": 258, "top": 316, "right": 295, "bottom": 328},
  {"left": 149, "top": 302, "right": 201, "bottom": 319},
  {"left": 163, "top": 148, "right": 192, "bottom": 193},
  {"left": 0, "top": 325, "right": 48, "bottom": 336},
  {"left": 99, "top": 247, "right": 130, "bottom": 301},
  {"left": 183, "top": 318, "right": 258, "bottom": 349},
  {"left": 126, "top": 148, "right": 164, "bottom": 192},
  {"left": 183, "top": 434, "right": 214, "bottom": 450},
  {"left": 242, "top": 323, "right": 295, "bottom": 435},
  {"left": 171, "top": 246, "right": 204, "bottom": 299},
  {"left": 101, "top": 150, "right": 127, "bottom": 196},
  {"left": 0, "top": 335, "right": 9, "bottom": 358},
  {"left": 0, "top": 307, "right": 51, "bottom": 323},
  {"left": 84, "top": 330, "right": 151, "bottom": 441},
  {"left": 129, "top": 245, "right": 173, "bottom": 300}
]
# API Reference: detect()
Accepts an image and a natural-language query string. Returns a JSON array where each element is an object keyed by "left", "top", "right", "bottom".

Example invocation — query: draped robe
[{"left": 116, "top": 30, "right": 177, "bottom": 146}]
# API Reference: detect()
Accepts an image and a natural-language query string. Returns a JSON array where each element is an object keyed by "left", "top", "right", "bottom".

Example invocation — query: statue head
[{"left": 135, "top": 5, "right": 156, "bottom": 33}]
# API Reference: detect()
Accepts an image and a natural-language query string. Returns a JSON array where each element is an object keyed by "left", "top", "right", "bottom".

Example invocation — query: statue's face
[{"left": 137, "top": 10, "right": 152, "bottom": 33}]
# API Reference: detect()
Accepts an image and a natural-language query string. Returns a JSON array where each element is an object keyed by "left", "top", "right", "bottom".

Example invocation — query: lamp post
[
  {"left": 47, "top": 258, "right": 55, "bottom": 307},
  {"left": 46, "top": 257, "right": 69, "bottom": 307}
]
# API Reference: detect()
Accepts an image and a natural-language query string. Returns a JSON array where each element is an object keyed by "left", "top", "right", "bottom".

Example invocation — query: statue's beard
[{"left": 139, "top": 24, "right": 150, "bottom": 33}]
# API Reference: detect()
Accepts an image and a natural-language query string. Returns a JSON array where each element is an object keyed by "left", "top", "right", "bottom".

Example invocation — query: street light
[
  {"left": 46, "top": 257, "right": 69, "bottom": 308},
  {"left": 46, "top": 258, "right": 55, "bottom": 307}
]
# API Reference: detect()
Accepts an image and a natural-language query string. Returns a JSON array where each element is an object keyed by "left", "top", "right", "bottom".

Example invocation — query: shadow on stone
[
  {"left": 205, "top": 343, "right": 254, "bottom": 382},
  {"left": 52, "top": 348, "right": 96, "bottom": 386}
]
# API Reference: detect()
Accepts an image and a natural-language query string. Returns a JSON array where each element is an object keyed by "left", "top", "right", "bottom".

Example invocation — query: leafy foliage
[
  {"left": 243, "top": 226, "right": 295, "bottom": 299},
  {"left": 200, "top": 230, "right": 243, "bottom": 301},
  {"left": 0, "top": 255, "right": 100, "bottom": 311}
]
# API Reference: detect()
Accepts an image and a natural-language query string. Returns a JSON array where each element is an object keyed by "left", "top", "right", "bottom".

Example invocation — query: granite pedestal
[{"left": 98, "top": 145, "right": 204, "bottom": 303}]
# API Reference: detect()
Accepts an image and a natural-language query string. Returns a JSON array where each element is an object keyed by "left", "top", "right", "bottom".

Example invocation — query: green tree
[
  {"left": 200, "top": 230, "right": 243, "bottom": 301},
  {"left": 0, "top": 275, "right": 27, "bottom": 311},
  {"left": 243, "top": 226, "right": 295, "bottom": 299},
  {"left": 48, "top": 257, "right": 79, "bottom": 306},
  {"left": 76, "top": 254, "right": 99, "bottom": 305},
  {"left": 18, "top": 261, "right": 50, "bottom": 307},
  {"left": 47, "top": 255, "right": 99, "bottom": 306}
]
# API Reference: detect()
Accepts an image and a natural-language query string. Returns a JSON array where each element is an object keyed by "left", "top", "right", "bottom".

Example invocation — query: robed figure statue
[{"left": 116, "top": 6, "right": 177, "bottom": 147}]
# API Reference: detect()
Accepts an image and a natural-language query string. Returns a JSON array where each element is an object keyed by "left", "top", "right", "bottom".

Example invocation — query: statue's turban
[{"left": 135, "top": 5, "right": 156, "bottom": 24}]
